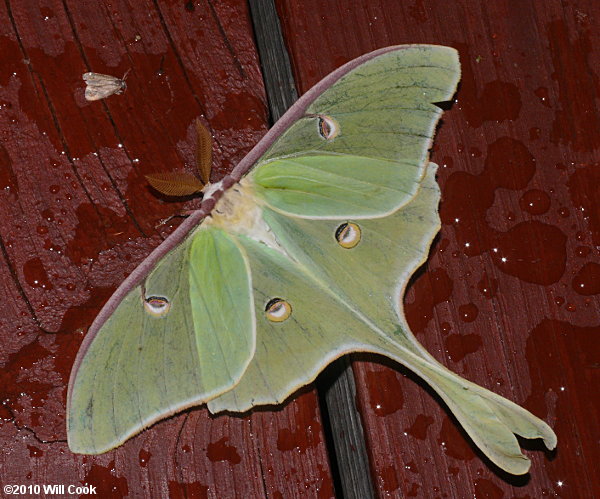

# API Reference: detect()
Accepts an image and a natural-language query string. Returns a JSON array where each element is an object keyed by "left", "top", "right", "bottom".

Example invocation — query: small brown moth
[{"left": 83, "top": 70, "right": 130, "bottom": 101}]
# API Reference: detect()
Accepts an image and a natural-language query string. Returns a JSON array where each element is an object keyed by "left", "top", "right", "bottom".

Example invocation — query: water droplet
[
  {"left": 519, "top": 189, "right": 551, "bottom": 215},
  {"left": 572, "top": 262, "right": 600, "bottom": 295},
  {"left": 441, "top": 156, "right": 453, "bottom": 169},
  {"left": 534, "top": 87, "right": 551, "bottom": 107},
  {"left": 575, "top": 246, "right": 591, "bottom": 258},
  {"left": 138, "top": 449, "right": 151, "bottom": 467},
  {"left": 458, "top": 303, "right": 479, "bottom": 322},
  {"left": 22, "top": 258, "right": 53, "bottom": 290},
  {"left": 558, "top": 206, "right": 570, "bottom": 217},
  {"left": 366, "top": 369, "right": 404, "bottom": 416},
  {"left": 440, "top": 322, "right": 452, "bottom": 334}
]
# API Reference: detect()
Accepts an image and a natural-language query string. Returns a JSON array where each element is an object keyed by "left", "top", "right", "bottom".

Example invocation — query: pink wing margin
[{"left": 67, "top": 44, "right": 432, "bottom": 403}]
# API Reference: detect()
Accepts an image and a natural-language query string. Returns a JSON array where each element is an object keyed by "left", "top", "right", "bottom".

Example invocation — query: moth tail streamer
[{"left": 381, "top": 341, "right": 557, "bottom": 475}]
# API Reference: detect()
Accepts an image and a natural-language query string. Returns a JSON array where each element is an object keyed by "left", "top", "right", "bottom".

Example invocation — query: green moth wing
[
  {"left": 68, "top": 45, "right": 556, "bottom": 474},
  {"left": 251, "top": 45, "right": 460, "bottom": 218},
  {"left": 67, "top": 227, "right": 254, "bottom": 454}
]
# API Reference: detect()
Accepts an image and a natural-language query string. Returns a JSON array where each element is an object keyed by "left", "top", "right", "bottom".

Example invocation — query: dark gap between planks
[{"left": 246, "top": 1, "right": 376, "bottom": 498}]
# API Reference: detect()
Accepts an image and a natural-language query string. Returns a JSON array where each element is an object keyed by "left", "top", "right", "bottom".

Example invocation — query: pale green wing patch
[
  {"left": 68, "top": 227, "right": 254, "bottom": 454},
  {"left": 253, "top": 154, "right": 422, "bottom": 218},
  {"left": 188, "top": 227, "right": 255, "bottom": 392},
  {"left": 250, "top": 45, "right": 460, "bottom": 218}
]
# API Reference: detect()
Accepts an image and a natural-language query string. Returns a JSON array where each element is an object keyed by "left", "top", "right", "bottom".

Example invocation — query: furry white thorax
[
  {"left": 201, "top": 179, "right": 223, "bottom": 200},
  {"left": 203, "top": 178, "right": 289, "bottom": 256}
]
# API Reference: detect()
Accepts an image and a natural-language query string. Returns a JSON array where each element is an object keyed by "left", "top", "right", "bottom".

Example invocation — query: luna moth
[{"left": 67, "top": 45, "right": 556, "bottom": 474}]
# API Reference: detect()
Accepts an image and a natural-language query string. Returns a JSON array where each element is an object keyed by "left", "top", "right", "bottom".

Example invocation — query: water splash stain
[
  {"left": 56, "top": 287, "right": 113, "bottom": 336},
  {"left": 379, "top": 464, "right": 400, "bottom": 493},
  {"left": 276, "top": 395, "right": 322, "bottom": 452},
  {"left": 485, "top": 137, "right": 535, "bottom": 190},
  {"left": 441, "top": 137, "right": 568, "bottom": 284},
  {"left": 406, "top": 482, "right": 421, "bottom": 496},
  {"left": 84, "top": 462, "right": 129, "bottom": 496},
  {"left": 437, "top": 416, "right": 475, "bottom": 461},
  {"left": 66, "top": 203, "right": 135, "bottom": 265},
  {"left": 405, "top": 414, "right": 434, "bottom": 440},
  {"left": 534, "top": 87, "right": 551, "bottom": 108},
  {"left": 365, "top": 368, "right": 404, "bottom": 417},
  {"left": 22, "top": 258, "right": 53, "bottom": 290},
  {"left": 474, "top": 478, "right": 504, "bottom": 497},
  {"left": 50, "top": 328, "right": 84, "bottom": 386},
  {"left": 27, "top": 444, "right": 43, "bottom": 457},
  {"left": 0, "top": 339, "right": 54, "bottom": 412},
  {"left": 404, "top": 268, "right": 453, "bottom": 332},
  {"left": 138, "top": 448, "right": 152, "bottom": 467},
  {"left": 445, "top": 333, "right": 483, "bottom": 363},
  {"left": 458, "top": 303, "right": 479, "bottom": 322},
  {"left": 491, "top": 221, "right": 567, "bottom": 285},
  {"left": 206, "top": 436, "right": 241, "bottom": 464},
  {"left": 168, "top": 481, "right": 209, "bottom": 499},
  {"left": 575, "top": 246, "right": 591, "bottom": 258},
  {"left": 455, "top": 44, "right": 522, "bottom": 128},
  {"left": 440, "top": 321, "right": 452, "bottom": 335},
  {"left": 520, "top": 189, "right": 551, "bottom": 215},
  {"left": 407, "top": 0, "right": 428, "bottom": 23}
]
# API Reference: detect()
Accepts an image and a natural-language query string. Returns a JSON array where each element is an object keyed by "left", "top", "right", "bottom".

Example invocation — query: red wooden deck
[{"left": 1, "top": 0, "right": 598, "bottom": 497}]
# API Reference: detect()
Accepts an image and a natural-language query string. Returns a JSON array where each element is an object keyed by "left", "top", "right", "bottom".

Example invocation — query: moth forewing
[{"left": 83, "top": 70, "right": 129, "bottom": 101}]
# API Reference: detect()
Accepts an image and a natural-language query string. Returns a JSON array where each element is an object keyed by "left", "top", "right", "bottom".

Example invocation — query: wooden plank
[
  {"left": 248, "top": 0, "right": 298, "bottom": 120},
  {"left": 0, "top": 1, "right": 335, "bottom": 496},
  {"left": 317, "top": 357, "right": 375, "bottom": 499},
  {"left": 275, "top": 0, "right": 600, "bottom": 497}
]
